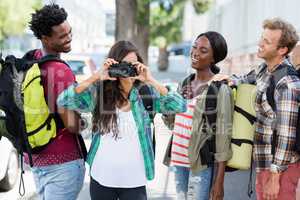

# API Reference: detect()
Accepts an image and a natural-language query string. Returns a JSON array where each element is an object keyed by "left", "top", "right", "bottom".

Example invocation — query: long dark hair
[{"left": 92, "top": 41, "right": 144, "bottom": 137}]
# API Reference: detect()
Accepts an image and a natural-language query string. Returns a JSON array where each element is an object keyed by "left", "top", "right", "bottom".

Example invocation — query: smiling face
[
  {"left": 42, "top": 21, "right": 72, "bottom": 54},
  {"left": 190, "top": 36, "right": 215, "bottom": 71},
  {"left": 257, "top": 28, "right": 287, "bottom": 61}
]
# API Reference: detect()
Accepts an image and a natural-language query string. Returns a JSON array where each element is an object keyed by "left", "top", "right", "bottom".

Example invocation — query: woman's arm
[
  {"left": 133, "top": 62, "right": 187, "bottom": 114},
  {"left": 57, "top": 58, "right": 118, "bottom": 113},
  {"left": 210, "top": 161, "right": 226, "bottom": 200},
  {"left": 133, "top": 61, "right": 168, "bottom": 96},
  {"left": 146, "top": 78, "right": 168, "bottom": 96},
  {"left": 148, "top": 85, "right": 186, "bottom": 114},
  {"left": 213, "top": 69, "right": 257, "bottom": 86},
  {"left": 161, "top": 82, "right": 183, "bottom": 130},
  {"left": 75, "top": 73, "right": 101, "bottom": 94},
  {"left": 75, "top": 58, "right": 117, "bottom": 93},
  {"left": 210, "top": 85, "right": 234, "bottom": 200}
]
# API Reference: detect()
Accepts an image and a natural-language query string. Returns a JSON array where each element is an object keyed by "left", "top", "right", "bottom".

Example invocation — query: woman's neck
[
  {"left": 195, "top": 67, "right": 214, "bottom": 82},
  {"left": 120, "top": 83, "right": 132, "bottom": 99},
  {"left": 118, "top": 80, "right": 133, "bottom": 109},
  {"left": 118, "top": 100, "right": 131, "bottom": 112}
]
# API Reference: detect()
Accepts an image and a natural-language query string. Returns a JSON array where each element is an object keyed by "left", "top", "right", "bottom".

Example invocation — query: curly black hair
[{"left": 29, "top": 4, "right": 68, "bottom": 39}]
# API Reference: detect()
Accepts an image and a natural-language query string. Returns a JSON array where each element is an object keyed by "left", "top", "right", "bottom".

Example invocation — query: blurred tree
[
  {"left": 151, "top": 0, "right": 212, "bottom": 71},
  {"left": 150, "top": 0, "right": 185, "bottom": 71},
  {"left": 115, "top": 0, "right": 211, "bottom": 68},
  {"left": 191, "top": 0, "right": 212, "bottom": 14},
  {"left": 0, "top": 0, "right": 41, "bottom": 47},
  {"left": 115, "top": 0, "right": 150, "bottom": 63}
]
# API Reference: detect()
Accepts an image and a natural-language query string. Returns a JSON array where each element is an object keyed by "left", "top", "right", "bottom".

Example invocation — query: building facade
[{"left": 183, "top": 0, "right": 300, "bottom": 75}]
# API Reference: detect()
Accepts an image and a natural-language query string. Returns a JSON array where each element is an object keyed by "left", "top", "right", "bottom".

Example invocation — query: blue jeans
[
  {"left": 31, "top": 159, "right": 85, "bottom": 200},
  {"left": 174, "top": 166, "right": 190, "bottom": 200},
  {"left": 188, "top": 167, "right": 213, "bottom": 200},
  {"left": 173, "top": 166, "right": 212, "bottom": 200}
]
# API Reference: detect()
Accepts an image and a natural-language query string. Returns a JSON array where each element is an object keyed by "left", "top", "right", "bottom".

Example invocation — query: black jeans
[{"left": 90, "top": 177, "right": 147, "bottom": 200}]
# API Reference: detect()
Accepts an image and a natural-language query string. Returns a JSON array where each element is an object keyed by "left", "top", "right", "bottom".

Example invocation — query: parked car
[
  {"left": 61, "top": 54, "right": 98, "bottom": 83},
  {"left": 168, "top": 42, "right": 192, "bottom": 75},
  {"left": 168, "top": 41, "right": 192, "bottom": 57},
  {"left": 0, "top": 137, "right": 19, "bottom": 191}
]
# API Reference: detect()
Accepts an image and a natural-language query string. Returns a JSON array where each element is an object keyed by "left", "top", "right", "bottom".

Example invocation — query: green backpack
[{"left": 0, "top": 51, "right": 67, "bottom": 167}]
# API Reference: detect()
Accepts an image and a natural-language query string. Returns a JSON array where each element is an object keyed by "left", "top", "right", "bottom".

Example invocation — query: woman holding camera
[{"left": 57, "top": 40, "right": 186, "bottom": 200}]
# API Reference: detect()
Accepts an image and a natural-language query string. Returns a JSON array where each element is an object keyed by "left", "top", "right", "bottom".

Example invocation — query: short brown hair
[{"left": 263, "top": 18, "right": 299, "bottom": 55}]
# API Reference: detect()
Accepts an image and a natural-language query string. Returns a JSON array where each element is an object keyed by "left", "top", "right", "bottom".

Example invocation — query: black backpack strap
[
  {"left": 199, "top": 81, "right": 223, "bottom": 168},
  {"left": 38, "top": 55, "right": 68, "bottom": 66},
  {"left": 266, "top": 64, "right": 299, "bottom": 155},
  {"left": 234, "top": 105, "right": 256, "bottom": 125},
  {"left": 205, "top": 81, "right": 223, "bottom": 132},
  {"left": 0, "top": 54, "right": 4, "bottom": 66},
  {"left": 137, "top": 84, "right": 156, "bottom": 156},
  {"left": 181, "top": 74, "right": 195, "bottom": 88},
  {"left": 138, "top": 84, "right": 155, "bottom": 122},
  {"left": 204, "top": 82, "right": 222, "bottom": 192},
  {"left": 231, "top": 138, "right": 254, "bottom": 146},
  {"left": 267, "top": 64, "right": 298, "bottom": 110},
  {"left": 22, "top": 50, "right": 69, "bottom": 70},
  {"left": 18, "top": 153, "right": 26, "bottom": 196}
]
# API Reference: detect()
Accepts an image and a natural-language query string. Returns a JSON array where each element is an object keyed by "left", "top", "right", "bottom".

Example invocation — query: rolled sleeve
[
  {"left": 230, "top": 69, "right": 257, "bottom": 86},
  {"left": 215, "top": 85, "right": 234, "bottom": 162},
  {"left": 57, "top": 83, "right": 96, "bottom": 113},
  {"left": 153, "top": 88, "right": 187, "bottom": 114}
]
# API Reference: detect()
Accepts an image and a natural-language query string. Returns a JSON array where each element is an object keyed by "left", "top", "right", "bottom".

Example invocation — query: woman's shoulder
[
  {"left": 219, "top": 83, "right": 233, "bottom": 94},
  {"left": 180, "top": 73, "right": 196, "bottom": 87}
]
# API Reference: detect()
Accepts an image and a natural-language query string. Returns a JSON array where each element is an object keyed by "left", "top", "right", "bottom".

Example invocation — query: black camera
[{"left": 108, "top": 61, "right": 138, "bottom": 78}]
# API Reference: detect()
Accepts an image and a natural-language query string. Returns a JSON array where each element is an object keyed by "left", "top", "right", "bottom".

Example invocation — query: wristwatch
[{"left": 270, "top": 164, "right": 284, "bottom": 173}]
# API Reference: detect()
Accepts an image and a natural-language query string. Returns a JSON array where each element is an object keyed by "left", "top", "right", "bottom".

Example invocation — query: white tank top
[{"left": 91, "top": 109, "right": 146, "bottom": 188}]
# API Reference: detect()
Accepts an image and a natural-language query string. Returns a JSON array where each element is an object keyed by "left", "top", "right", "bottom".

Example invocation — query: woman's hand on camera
[
  {"left": 133, "top": 61, "right": 168, "bottom": 95},
  {"left": 97, "top": 58, "right": 118, "bottom": 81},
  {"left": 132, "top": 61, "right": 153, "bottom": 83}
]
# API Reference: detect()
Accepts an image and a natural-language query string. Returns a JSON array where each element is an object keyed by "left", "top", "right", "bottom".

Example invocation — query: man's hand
[
  {"left": 210, "top": 161, "right": 226, "bottom": 200},
  {"left": 263, "top": 173, "right": 281, "bottom": 200},
  {"left": 212, "top": 74, "right": 234, "bottom": 86},
  {"left": 210, "top": 181, "right": 224, "bottom": 200}
]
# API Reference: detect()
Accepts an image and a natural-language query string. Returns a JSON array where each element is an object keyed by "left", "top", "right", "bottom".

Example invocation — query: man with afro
[{"left": 26, "top": 4, "right": 86, "bottom": 200}]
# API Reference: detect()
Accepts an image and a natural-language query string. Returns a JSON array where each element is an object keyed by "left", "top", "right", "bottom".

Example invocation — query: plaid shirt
[
  {"left": 57, "top": 83, "right": 186, "bottom": 180},
  {"left": 232, "top": 59, "right": 300, "bottom": 172}
]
